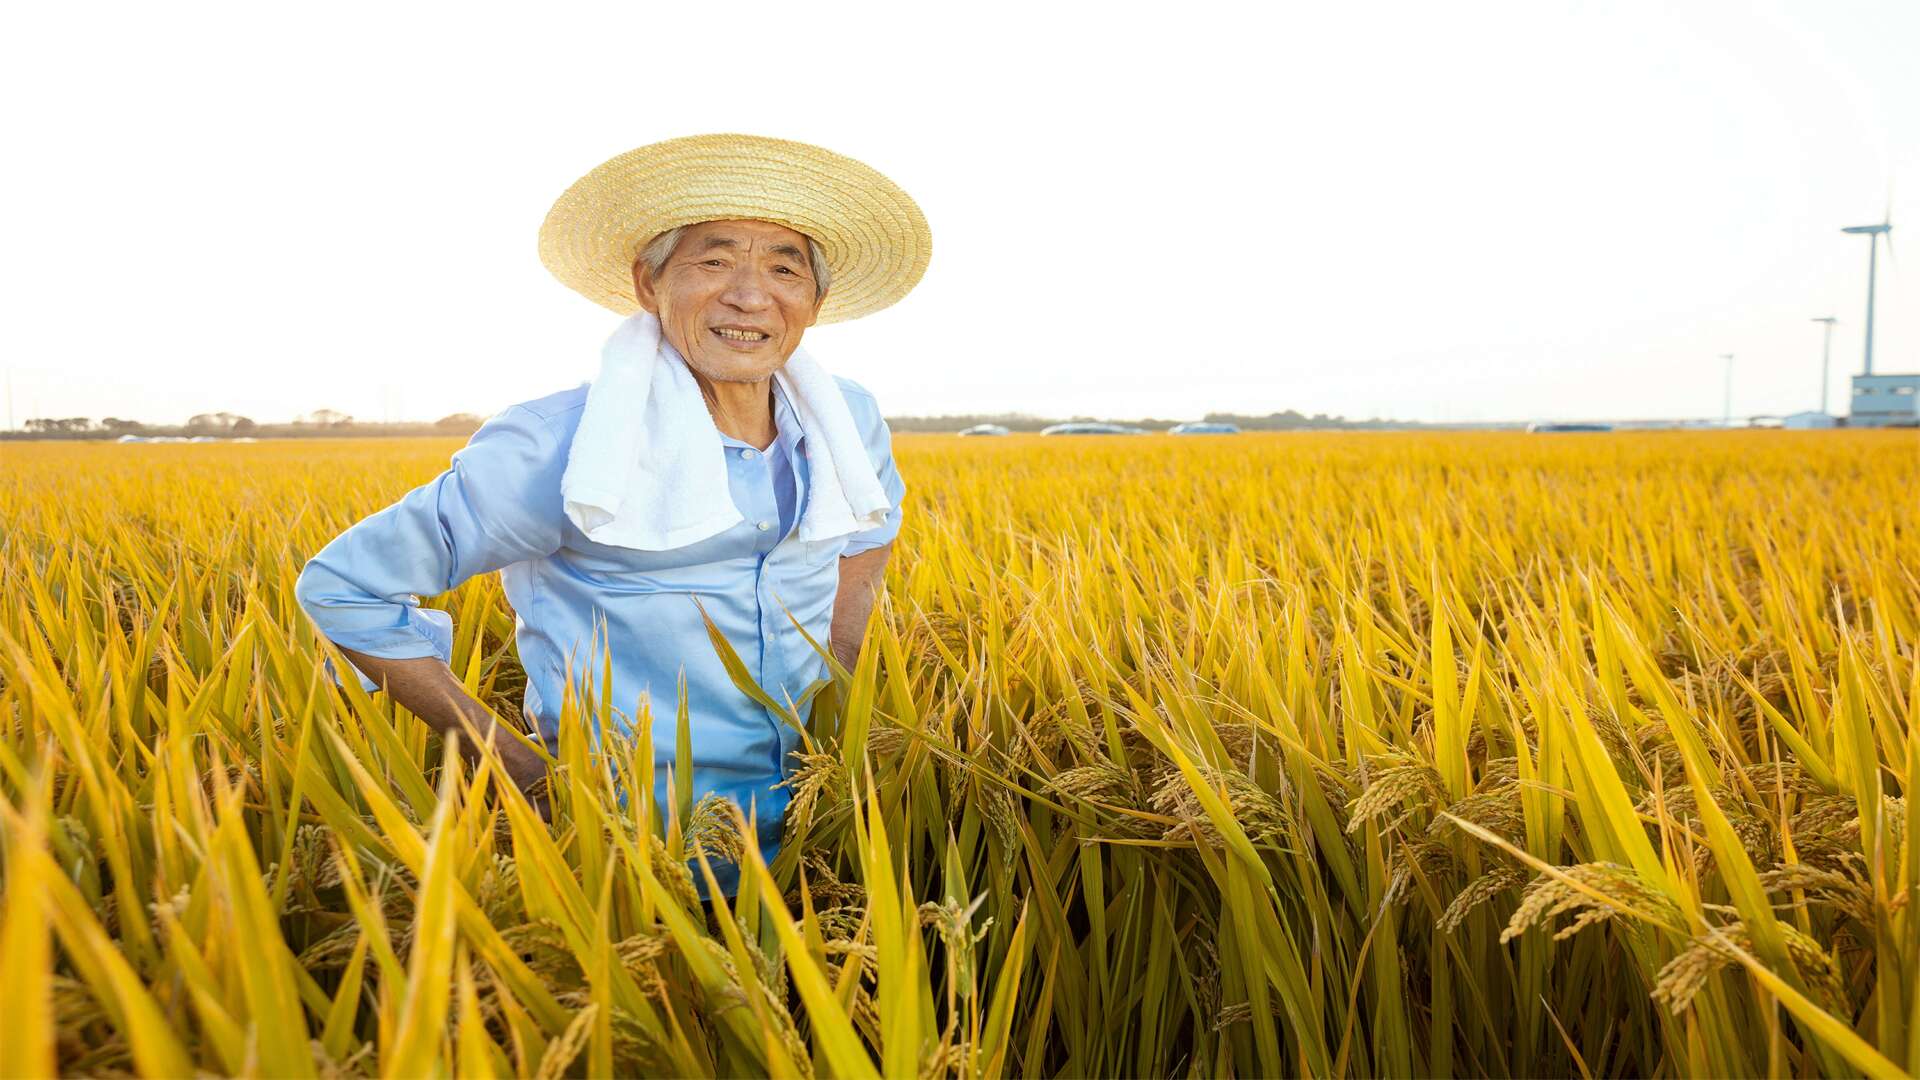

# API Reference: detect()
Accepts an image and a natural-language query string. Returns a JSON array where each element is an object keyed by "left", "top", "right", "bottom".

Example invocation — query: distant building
[
  {"left": 1168, "top": 421, "right": 1240, "bottom": 434},
  {"left": 957, "top": 423, "right": 1011, "bottom": 436},
  {"left": 1850, "top": 373, "right": 1920, "bottom": 427},
  {"left": 1526, "top": 422, "right": 1614, "bottom": 433},
  {"left": 1039, "top": 422, "right": 1144, "bottom": 435},
  {"left": 1781, "top": 411, "right": 1837, "bottom": 430}
]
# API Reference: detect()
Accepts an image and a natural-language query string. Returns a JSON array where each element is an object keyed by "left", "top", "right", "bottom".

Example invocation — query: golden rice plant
[{"left": 0, "top": 428, "right": 1915, "bottom": 1077}]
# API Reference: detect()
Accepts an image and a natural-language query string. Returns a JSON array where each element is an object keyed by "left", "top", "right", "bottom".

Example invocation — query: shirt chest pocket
[{"left": 801, "top": 534, "right": 846, "bottom": 566}]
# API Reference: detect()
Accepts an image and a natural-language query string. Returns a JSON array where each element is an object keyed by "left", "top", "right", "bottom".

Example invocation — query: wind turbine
[
  {"left": 1841, "top": 204, "right": 1893, "bottom": 376},
  {"left": 1811, "top": 317, "right": 1838, "bottom": 414},
  {"left": 1721, "top": 353, "right": 1735, "bottom": 427}
]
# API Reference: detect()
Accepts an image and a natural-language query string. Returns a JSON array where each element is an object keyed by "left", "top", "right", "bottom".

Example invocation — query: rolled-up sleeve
[
  {"left": 293, "top": 405, "right": 566, "bottom": 665},
  {"left": 839, "top": 381, "right": 907, "bottom": 556}
]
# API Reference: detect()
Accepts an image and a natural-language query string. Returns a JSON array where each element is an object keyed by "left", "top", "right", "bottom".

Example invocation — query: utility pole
[
  {"left": 1721, "top": 353, "right": 1735, "bottom": 427},
  {"left": 1811, "top": 317, "right": 1838, "bottom": 415},
  {"left": 1841, "top": 220, "right": 1892, "bottom": 376}
]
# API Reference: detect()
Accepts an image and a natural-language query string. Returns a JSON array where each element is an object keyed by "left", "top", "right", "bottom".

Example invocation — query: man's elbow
[
  {"left": 846, "top": 538, "right": 893, "bottom": 563},
  {"left": 841, "top": 542, "right": 893, "bottom": 581},
  {"left": 291, "top": 557, "right": 345, "bottom": 635},
  {"left": 292, "top": 559, "right": 322, "bottom": 613}
]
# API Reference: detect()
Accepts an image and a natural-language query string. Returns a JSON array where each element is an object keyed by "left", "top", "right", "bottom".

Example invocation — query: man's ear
[
  {"left": 632, "top": 261, "right": 661, "bottom": 315},
  {"left": 805, "top": 288, "right": 827, "bottom": 328}
]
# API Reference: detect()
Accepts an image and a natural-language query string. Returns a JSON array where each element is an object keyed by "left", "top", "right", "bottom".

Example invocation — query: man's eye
[
  {"left": 702, "top": 259, "right": 726, "bottom": 267},
  {"left": 774, "top": 266, "right": 797, "bottom": 275}
]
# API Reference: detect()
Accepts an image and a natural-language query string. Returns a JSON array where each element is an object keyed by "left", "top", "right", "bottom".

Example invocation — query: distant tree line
[
  {"left": 883, "top": 409, "right": 1414, "bottom": 432},
  {"left": 881, "top": 413, "right": 1181, "bottom": 433},
  {"left": 5, "top": 410, "right": 487, "bottom": 441},
  {"left": 9, "top": 406, "right": 1474, "bottom": 441},
  {"left": 1198, "top": 409, "right": 1409, "bottom": 431}
]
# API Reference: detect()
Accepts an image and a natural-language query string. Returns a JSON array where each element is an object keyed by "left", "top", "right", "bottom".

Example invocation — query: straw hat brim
[{"left": 537, "top": 134, "right": 931, "bottom": 324}]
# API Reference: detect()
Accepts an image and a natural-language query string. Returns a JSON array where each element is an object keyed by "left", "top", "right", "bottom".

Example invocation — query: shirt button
[
  {"left": 741, "top": 448, "right": 759, "bottom": 460},
  {"left": 755, "top": 520, "right": 771, "bottom": 531}
]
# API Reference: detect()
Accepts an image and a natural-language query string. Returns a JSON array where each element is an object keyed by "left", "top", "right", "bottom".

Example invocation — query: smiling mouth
[{"left": 711, "top": 327, "right": 771, "bottom": 343}]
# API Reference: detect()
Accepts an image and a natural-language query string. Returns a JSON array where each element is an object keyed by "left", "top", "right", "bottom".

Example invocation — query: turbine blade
[{"left": 1881, "top": 171, "right": 1898, "bottom": 266}]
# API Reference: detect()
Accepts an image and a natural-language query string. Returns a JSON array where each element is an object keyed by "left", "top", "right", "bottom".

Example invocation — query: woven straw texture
[{"left": 538, "top": 133, "right": 931, "bottom": 323}]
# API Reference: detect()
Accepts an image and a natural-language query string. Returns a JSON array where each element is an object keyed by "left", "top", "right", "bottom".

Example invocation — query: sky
[{"left": 1, "top": 1, "right": 1914, "bottom": 427}]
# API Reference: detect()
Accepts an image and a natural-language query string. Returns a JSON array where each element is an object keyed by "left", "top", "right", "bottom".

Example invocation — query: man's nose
[{"left": 719, "top": 266, "right": 773, "bottom": 310}]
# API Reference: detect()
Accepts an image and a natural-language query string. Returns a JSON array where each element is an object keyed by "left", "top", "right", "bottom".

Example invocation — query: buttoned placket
[{"left": 716, "top": 384, "right": 809, "bottom": 782}]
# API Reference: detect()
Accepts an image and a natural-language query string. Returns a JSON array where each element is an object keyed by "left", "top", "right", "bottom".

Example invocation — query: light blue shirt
[{"left": 293, "top": 372, "right": 905, "bottom": 865}]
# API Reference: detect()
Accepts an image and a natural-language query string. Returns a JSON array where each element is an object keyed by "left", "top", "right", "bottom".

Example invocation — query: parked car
[
  {"left": 957, "top": 423, "right": 1011, "bottom": 436},
  {"left": 1168, "top": 422, "right": 1240, "bottom": 434},
  {"left": 1039, "top": 422, "right": 1143, "bottom": 435}
]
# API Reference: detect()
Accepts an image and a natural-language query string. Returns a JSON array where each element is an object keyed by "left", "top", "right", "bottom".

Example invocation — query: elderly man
[{"left": 294, "top": 134, "right": 929, "bottom": 867}]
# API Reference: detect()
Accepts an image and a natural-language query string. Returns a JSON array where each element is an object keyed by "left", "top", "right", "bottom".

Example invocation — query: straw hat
[{"left": 538, "top": 134, "right": 931, "bottom": 324}]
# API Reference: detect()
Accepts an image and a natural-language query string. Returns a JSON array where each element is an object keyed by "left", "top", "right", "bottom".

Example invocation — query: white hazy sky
[{"left": 1, "top": 1, "right": 1914, "bottom": 426}]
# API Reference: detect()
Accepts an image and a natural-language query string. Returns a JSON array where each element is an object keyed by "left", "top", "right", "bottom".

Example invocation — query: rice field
[{"left": 1, "top": 428, "right": 1916, "bottom": 1078}]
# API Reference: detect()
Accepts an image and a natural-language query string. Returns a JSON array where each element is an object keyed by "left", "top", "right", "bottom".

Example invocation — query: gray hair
[{"left": 635, "top": 225, "right": 832, "bottom": 302}]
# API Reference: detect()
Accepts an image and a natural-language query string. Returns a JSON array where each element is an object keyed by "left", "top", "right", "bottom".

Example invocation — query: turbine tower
[
  {"left": 1840, "top": 217, "right": 1892, "bottom": 375},
  {"left": 1721, "top": 353, "right": 1735, "bottom": 427},
  {"left": 1811, "top": 316, "right": 1838, "bottom": 414}
]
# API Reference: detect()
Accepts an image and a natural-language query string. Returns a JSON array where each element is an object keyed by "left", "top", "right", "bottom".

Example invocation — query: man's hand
[
  {"left": 490, "top": 730, "right": 553, "bottom": 822},
  {"left": 491, "top": 731, "right": 548, "bottom": 790},
  {"left": 831, "top": 542, "right": 892, "bottom": 672},
  {"left": 335, "top": 646, "right": 553, "bottom": 819}
]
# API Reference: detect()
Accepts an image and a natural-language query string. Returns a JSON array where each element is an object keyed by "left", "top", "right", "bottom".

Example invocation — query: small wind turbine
[
  {"left": 1721, "top": 353, "right": 1735, "bottom": 427},
  {"left": 1811, "top": 316, "right": 1838, "bottom": 414},
  {"left": 1841, "top": 200, "right": 1893, "bottom": 376}
]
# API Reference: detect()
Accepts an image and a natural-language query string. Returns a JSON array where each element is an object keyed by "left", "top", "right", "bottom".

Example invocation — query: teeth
[{"left": 714, "top": 328, "right": 769, "bottom": 341}]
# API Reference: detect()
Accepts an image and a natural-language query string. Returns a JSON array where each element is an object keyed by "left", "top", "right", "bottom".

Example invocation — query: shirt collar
[
  {"left": 769, "top": 377, "right": 804, "bottom": 453},
  {"left": 662, "top": 338, "right": 800, "bottom": 457}
]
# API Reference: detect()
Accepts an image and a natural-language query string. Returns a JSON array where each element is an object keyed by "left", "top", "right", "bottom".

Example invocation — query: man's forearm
[
  {"left": 335, "top": 647, "right": 547, "bottom": 789},
  {"left": 831, "top": 543, "right": 892, "bottom": 670}
]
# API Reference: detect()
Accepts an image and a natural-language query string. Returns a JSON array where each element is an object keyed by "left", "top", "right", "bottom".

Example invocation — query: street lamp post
[{"left": 1811, "top": 317, "right": 1838, "bottom": 415}]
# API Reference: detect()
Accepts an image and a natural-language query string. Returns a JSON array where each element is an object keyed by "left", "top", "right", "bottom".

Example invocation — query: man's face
[{"left": 633, "top": 219, "right": 825, "bottom": 383}]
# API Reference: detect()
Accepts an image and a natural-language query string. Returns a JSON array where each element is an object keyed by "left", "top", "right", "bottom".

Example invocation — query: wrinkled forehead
[{"left": 669, "top": 218, "right": 817, "bottom": 255}]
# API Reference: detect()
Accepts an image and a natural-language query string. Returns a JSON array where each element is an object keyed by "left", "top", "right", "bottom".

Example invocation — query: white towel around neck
[{"left": 559, "top": 311, "right": 891, "bottom": 551}]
